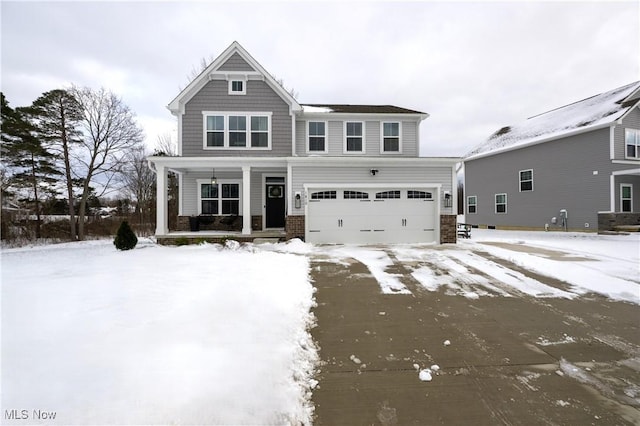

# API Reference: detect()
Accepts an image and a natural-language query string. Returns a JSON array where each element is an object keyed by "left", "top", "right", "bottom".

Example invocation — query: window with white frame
[
  {"left": 200, "top": 182, "right": 240, "bottom": 215},
  {"left": 345, "top": 122, "right": 364, "bottom": 152},
  {"left": 382, "top": 122, "right": 401, "bottom": 152},
  {"left": 308, "top": 121, "right": 327, "bottom": 152},
  {"left": 621, "top": 184, "right": 633, "bottom": 212},
  {"left": 203, "top": 113, "right": 271, "bottom": 149},
  {"left": 228, "top": 79, "right": 246, "bottom": 95},
  {"left": 467, "top": 196, "right": 477, "bottom": 214},
  {"left": 626, "top": 129, "right": 640, "bottom": 159},
  {"left": 495, "top": 193, "right": 507, "bottom": 214},
  {"left": 519, "top": 169, "right": 533, "bottom": 192}
]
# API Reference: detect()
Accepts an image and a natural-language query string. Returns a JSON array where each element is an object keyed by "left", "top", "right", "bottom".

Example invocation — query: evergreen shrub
[{"left": 114, "top": 220, "right": 138, "bottom": 250}]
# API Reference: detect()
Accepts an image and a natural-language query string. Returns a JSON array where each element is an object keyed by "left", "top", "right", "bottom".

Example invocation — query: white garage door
[{"left": 306, "top": 187, "right": 438, "bottom": 244}]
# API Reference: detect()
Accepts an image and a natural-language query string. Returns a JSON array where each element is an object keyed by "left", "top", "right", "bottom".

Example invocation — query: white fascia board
[
  {"left": 612, "top": 168, "right": 640, "bottom": 176},
  {"left": 465, "top": 122, "right": 614, "bottom": 161},
  {"left": 147, "top": 156, "right": 287, "bottom": 170}
]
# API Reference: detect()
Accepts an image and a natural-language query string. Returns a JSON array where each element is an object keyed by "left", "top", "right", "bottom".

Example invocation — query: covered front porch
[{"left": 148, "top": 156, "right": 290, "bottom": 238}]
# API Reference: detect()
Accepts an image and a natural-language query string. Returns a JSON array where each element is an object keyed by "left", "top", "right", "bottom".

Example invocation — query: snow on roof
[
  {"left": 466, "top": 81, "right": 640, "bottom": 159},
  {"left": 301, "top": 105, "right": 334, "bottom": 113}
]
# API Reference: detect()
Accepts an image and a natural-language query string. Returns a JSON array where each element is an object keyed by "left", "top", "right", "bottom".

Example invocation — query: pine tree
[{"left": 114, "top": 220, "right": 138, "bottom": 250}]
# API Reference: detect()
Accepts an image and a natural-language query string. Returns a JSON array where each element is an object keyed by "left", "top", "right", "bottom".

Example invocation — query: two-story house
[
  {"left": 148, "top": 42, "right": 459, "bottom": 244},
  {"left": 464, "top": 81, "right": 640, "bottom": 232}
]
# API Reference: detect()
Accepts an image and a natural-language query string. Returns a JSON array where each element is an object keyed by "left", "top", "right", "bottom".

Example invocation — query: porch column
[
  {"left": 155, "top": 164, "right": 168, "bottom": 235},
  {"left": 242, "top": 166, "right": 251, "bottom": 235}
]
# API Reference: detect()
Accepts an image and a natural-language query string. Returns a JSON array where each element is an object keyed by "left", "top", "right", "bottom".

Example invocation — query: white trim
[
  {"left": 242, "top": 167, "right": 251, "bottom": 234},
  {"left": 178, "top": 172, "right": 184, "bottom": 216},
  {"left": 519, "top": 168, "right": 534, "bottom": 192},
  {"left": 495, "top": 193, "right": 507, "bottom": 214},
  {"left": 177, "top": 113, "right": 183, "bottom": 156},
  {"left": 612, "top": 160, "right": 640, "bottom": 165},
  {"left": 202, "top": 111, "right": 272, "bottom": 150},
  {"left": 620, "top": 183, "right": 633, "bottom": 212},
  {"left": 306, "top": 120, "right": 329, "bottom": 154},
  {"left": 196, "top": 179, "right": 243, "bottom": 215},
  {"left": 155, "top": 165, "right": 167, "bottom": 235},
  {"left": 450, "top": 164, "right": 457, "bottom": 213},
  {"left": 380, "top": 121, "right": 402, "bottom": 154},
  {"left": 609, "top": 125, "right": 615, "bottom": 160},
  {"left": 612, "top": 168, "right": 640, "bottom": 175},
  {"left": 262, "top": 173, "right": 287, "bottom": 230},
  {"left": 343, "top": 121, "right": 365, "bottom": 154},
  {"left": 610, "top": 174, "right": 616, "bottom": 212},
  {"left": 287, "top": 163, "right": 293, "bottom": 215}
]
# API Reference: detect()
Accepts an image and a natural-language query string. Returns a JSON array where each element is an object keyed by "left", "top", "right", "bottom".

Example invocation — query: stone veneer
[
  {"left": 440, "top": 214, "right": 457, "bottom": 244},
  {"left": 598, "top": 212, "right": 640, "bottom": 232},
  {"left": 286, "top": 215, "right": 305, "bottom": 240}
]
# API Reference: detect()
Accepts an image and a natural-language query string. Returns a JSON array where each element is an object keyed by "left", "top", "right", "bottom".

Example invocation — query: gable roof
[
  {"left": 301, "top": 104, "right": 428, "bottom": 116},
  {"left": 465, "top": 81, "right": 640, "bottom": 160},
  {"left": 167, "top": 41, "right": 302, "bottom": 115}
]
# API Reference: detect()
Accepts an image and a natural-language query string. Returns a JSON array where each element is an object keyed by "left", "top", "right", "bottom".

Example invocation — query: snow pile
[
  {"left": 301, "top": 104, "right": 334, "bottom": 113},
  {"left": 2, "top": 240, "right": 317, "bottom": 425},
  {"left": 466, "top": 81, "right": 639, "bottom": 158}
]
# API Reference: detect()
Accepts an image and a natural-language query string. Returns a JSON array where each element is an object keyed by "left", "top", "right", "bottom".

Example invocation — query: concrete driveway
[{"left": 310, "top": 245, "right": 640, "bottom": 425}]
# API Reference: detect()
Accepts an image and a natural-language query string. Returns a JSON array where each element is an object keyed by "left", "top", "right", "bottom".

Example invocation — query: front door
[{"left": 265, "top": 183, "right": 285, "bottom": 228}]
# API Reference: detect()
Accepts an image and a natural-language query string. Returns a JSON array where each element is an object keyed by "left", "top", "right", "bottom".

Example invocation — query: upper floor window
[
  {"left": 382, "top": 122, "right": 401, "bottom": 153},
  {"left": 203, "top": 112, "right": 271, "bottom": 150},
  {"left": 519, "top": 169, "right": 533, "bottom": 191},
  {"left": 467, "top": 196, "right": 477, "bottom": 214},
  {"left": 229, "top": 79, "right": 246, "bottom": 95},
  {"left": 495, "top": 193, "right": 507, "bottom": 214},
  {"left": 344, "top": 122, "right": 364, "bottom": 153},
  {"left": 308, "top": 121, "right": 327, "bottom": 153},
  {"left": 626, "top": 129, "right": 640, "bottom": 159}
]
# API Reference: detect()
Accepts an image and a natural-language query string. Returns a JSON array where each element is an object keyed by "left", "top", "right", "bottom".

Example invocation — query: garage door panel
[{"left": 306, "top": 187, "right": 438, "bottom": 244}]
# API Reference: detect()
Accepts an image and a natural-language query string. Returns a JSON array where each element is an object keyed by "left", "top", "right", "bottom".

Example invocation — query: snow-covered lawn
[
  {"left": 1, "top": 240, "right": 317, "bottom": 425},
  {"left": 2, "top": 230, "right": 638, "bottom": 425}
]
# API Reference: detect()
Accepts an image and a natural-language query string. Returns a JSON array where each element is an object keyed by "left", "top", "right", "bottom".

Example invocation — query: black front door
[{"left": 265, "top": 183, "right": 285, "bottom": 228}]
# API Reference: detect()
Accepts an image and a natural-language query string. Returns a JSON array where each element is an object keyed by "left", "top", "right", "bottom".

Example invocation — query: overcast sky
[{"left": 1, "top": 1, "right": 638, "bottom": 157}]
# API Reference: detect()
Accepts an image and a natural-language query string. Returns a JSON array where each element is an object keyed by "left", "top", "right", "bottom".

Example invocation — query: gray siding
[
  {"left": 290, "top": 165, "right": 453, "bottom": 216},
  {"left": 615, "top": 107, "right": 640, "bottom": 159},
  {"left": 465, "top": 128, "right": 636, "bottom": 230},
  {"left": 182, "top": 79, "right": 292, "bottom": 157},
  {"left": 293, "top": 119, "right": 419, "bottom": 157},
  {"left": 217, "top": 52, "right": 255, "bottom": 71}
]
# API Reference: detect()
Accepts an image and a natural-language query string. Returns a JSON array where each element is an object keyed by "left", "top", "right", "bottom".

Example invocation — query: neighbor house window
[
  {"left": 467, "top": 196, "right": 477, "bottom": 214},
  {"left": 203, "top": 112, "right": 271, "bottom": 149},
  {"left": 200, "top": 182, "right": 240, "bottom": 215},
  {"left": 495, "top": 193, "right": 507, "bottom": 214},
  {"left": 345, "top": 122, "right": 364, "bottom": 153},
  {"left": 229, "top": 79, "right": 246, "bottom": 95},
  {"left": 382, "top": 122, "right": 401, "bottom": 153},
  {"left": 626, "top": 129, "right": 640, "bottom": 159},
  {"left": 519, "top": 169, "right": 533, "bottom": 192},
  {"left": 308, "top": 121, "right": 327, "bottom": 152},
  {"left": 621, "top": 184, "right": 633, "bottom": 212}
]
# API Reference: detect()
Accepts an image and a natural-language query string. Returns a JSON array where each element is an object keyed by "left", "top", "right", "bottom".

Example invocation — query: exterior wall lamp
[
  {"left": 370, "top": 169, "right": 379, "bottom": 176},
  {"left": 210, "top": 168, "right": 217, "bottom": 185},
  {"left": 443, "top": 191, "right": 452, "bottom": 208}
]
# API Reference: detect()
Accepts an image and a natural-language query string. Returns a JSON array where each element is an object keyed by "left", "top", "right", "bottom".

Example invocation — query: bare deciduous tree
[
  {"left": 120, "top": 146, "right": 155, "bottom": 224},
  {"left": 72, "top": 86, "right": 144, "bottom": 240},
  {"left": 154, "top": 132, "right": 177, "bottom": 156}
]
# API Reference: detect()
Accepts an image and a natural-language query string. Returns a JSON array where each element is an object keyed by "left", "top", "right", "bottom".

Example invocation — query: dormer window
[{"left": 229, "top": 79, "right": 246, "bottom": 95}]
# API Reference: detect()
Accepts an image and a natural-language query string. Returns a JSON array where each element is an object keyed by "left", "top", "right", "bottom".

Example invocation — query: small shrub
[
  {"left": 174, "top": 237, "right": 190, "bottom": 246},
  {"left": 114, "top": 221, "right": 138, "bottom": 250}
]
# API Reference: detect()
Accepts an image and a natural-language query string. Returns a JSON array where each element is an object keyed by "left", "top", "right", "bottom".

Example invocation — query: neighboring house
[
  {"left": 148, "top": 41, "right": 459, "bottom": 244},
  {"left": 464, "top": 81, "right": 640, "bottom": 232}
]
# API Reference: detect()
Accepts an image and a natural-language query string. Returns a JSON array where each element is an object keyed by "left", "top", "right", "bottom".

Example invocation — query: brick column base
[
  {"left": 440, "top": 214, "right": 457, "bottom": 244},
  {"left": 286, "top": 215, "right": 305, "bottom": 241}
]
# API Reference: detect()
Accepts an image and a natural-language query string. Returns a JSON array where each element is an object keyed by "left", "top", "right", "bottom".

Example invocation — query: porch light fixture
[
  {"left": 210, "top": 168, "right": 217, "bottom": 185},
  {"left": 370, "top": 169, "right": 379, "bottom": 176}
]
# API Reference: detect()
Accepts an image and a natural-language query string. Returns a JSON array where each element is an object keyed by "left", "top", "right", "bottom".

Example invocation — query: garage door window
[
  {"left": 376, "top": 190, "right": 401, "bottom": 199},
  {"left": 311, "top": 191, "right": 336, "bottom": 200},
  {"left": 344, "top": 190, "right": 369, "bottom": 199},
  {"left": 408, "top": 190, "right": 432, "bottom": 199}
]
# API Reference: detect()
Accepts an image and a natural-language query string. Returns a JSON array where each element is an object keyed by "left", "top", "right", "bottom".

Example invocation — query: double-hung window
[
  {"left": 345, "top": 122, "right": 364, "bottom": 153},
  {"left": 519, "top": 169, "right": 533, "bottom": 192},
  {"left": 626, "top": 129, "right": 640, "bottom": 159},
  {"left": 200, "top": 182, "right": 241, "bottom": 215},
  {"left": 382, "top": 122, "right": 401, "bottom": 153},
  {"left": 621, "top": 184, "right": 633, "bottom": 212},
  {"left": 467, "top": 196, "right": 477, "bottom": 214},
  {"left": 495, "top": 193, "right": 507, "bottom": 214},
  {"left": 308, "top": 121, "right": 327, "bottom": 152},
  {"left": 203, "top": 112, "right": 271, "bottom": 149}
]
